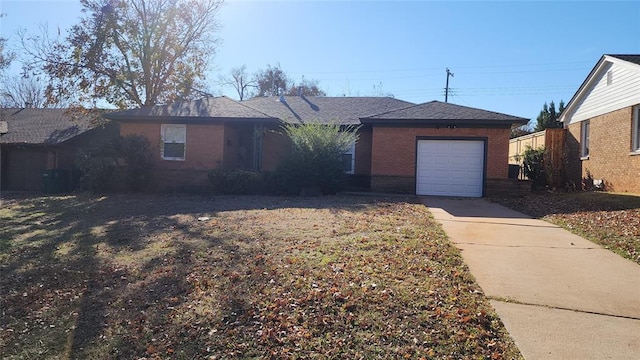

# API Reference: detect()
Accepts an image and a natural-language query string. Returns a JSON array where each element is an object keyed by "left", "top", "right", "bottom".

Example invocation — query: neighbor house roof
[
  {"left": 0, "top": 108, "right": 104, "bottom": 145},
  {"left": 361, "top": 101, "right": 528, "bottom": 126},
  {"left": 608, "top": 54, "right": 640, "bottom": 65},
  {"left": 105, "top": 96, "right": 277, "bottom": 123},
  {"left": 242, "top": 96, "right": 414, "bottom": 125},
  {"left": 559, "top": 54, "right": 640, "bottom": 124}
]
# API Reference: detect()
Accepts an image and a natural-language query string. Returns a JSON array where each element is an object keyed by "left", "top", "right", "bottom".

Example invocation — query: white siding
[{"left": 568, "top": 60, "right": 640, "bottom": 124}]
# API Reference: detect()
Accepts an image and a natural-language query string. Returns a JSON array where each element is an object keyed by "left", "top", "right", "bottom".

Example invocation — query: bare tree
[
  {"left": 221, "top": 65, "right": 256, "bottom": 101},
  {"left": 21, "top": 0, "right": 223, "bottom": 109},
  {"left": 0, "top": 76, "right": 68, "bottom": 108}
]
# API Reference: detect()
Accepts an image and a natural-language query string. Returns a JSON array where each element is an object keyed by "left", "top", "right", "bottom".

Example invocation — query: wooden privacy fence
[
  {"left": 509, "top": 130, "right": 545, "bottom": 164},
  {"left": 508, "top": 128, "right": 567, "bottom": 188}
]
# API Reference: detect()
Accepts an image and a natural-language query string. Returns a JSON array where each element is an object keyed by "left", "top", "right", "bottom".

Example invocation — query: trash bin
[
  {"left": 508, "top": 164, "right": 521, "bottom": 179},
  {"left": 42, "top": 169, "right": 70, "bottom": 194}
]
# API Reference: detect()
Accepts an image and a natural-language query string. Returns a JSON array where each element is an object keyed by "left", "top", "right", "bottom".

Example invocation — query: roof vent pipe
[{"left": 297, "top": 86, "right": 303, "bottom": 96}]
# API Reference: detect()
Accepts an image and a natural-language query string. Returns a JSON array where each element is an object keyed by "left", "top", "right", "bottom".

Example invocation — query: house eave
[
  {"left": 359, "top": 118, "right": 527, "bottom": 127},
  {"left": 560, "top": 54, "right": 640, "bottom": 124},
  {"left": 108, "top": 116, "right": 280, "bottom": 125}
]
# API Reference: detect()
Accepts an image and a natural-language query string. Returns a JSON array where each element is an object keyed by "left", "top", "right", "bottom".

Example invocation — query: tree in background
[
  {"left": 221, "top": 65, "right": 256, "bottom": 101},
  {"left": 0, "top": 76, "right": 69, "bottom": 108},
  {"left": 510, "top": 125, "right": 532, "bottom": 139},
  {"left": 0, "top": 14, "right": 15, "bottom": 71},
  {"left": 286, "top": 76, "right": 326, "bottom": 96},
  {"left": 251, "top": 64, "right": 326, "bottom": 98},
  {"left": 253, "top": 63, "right": 291, "bottom": 97},
  {"left": 534, "top": 100, "right": 565, "bottom": 131},
  {"left": 21, "top": 0, "right": 222, "bottom": 108}
]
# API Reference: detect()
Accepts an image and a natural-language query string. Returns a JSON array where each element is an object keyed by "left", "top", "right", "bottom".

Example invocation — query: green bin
[{"left": 42, "top": 169, "right": 70, "bottom": 194}]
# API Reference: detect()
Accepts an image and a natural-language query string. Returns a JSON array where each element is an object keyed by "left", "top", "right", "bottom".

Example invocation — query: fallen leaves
[
  {"left": 491, "top": 192, "right": 640, "bottom": 264},
  {"left": 0, "top": 194, "right": 521, "bottom": 359}
]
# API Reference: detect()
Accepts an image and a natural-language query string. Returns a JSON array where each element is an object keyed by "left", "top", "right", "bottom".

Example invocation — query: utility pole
[{"left": 445, "top": 68, "right": 454, "bottom": 103}]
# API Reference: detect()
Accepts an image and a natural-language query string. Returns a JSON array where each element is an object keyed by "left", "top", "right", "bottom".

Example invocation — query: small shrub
[
  {"left": 115, "top": 135, "right": 154, "bottom": 191},
  {"left": 208, "top": 168, "right": 264, "bottom": 195},
  {"left": 75, "top": 135, "right": 154, "bottom": 193},
  {"left": 522, "top": 146, "right": 546, "bottom": 190},
  {"left": 75, "top": 149, "right": 116, "bottom": 193}
]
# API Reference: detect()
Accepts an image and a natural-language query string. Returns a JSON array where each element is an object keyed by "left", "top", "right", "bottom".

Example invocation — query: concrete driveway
[{"left": 421, "top": 197, "right": 640, "bottom": 360}]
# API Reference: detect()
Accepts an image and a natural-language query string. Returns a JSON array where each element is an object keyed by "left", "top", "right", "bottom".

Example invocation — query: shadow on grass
[{"left": 0, "top": 192, "right": 415, "bottom": 358}]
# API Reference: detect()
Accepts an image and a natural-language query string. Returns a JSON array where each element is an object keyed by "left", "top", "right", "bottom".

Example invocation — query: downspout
[{"left": 253, "top": 123, "right": 264, "bottom": 171}]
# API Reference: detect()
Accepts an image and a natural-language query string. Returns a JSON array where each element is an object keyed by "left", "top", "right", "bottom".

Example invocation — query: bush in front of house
[
  {"left": 272, "top": 121, "right": 359, "bottom": 195},
  {"left": 114, "top": 135, "right": 154, "bottom": 192},
  {"left": 75, "top": 134, "right": 154, "bottom": 193},
  {"left": 207, "top": 168, "right": 264, "bottom": 195}
]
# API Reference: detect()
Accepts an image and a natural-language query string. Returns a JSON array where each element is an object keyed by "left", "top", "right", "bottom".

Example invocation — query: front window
[
  {"left": 581, "top": 120, "right": 590, "bottom": 158},
  {"left": 161, "top": 124, "right": 186, "bottom": 160},
  {"left": 342, "top": 143, "right": 355, "bottom": 174},
  {"left": 633, "top": 105, "right": 640, "bottom": 152}
]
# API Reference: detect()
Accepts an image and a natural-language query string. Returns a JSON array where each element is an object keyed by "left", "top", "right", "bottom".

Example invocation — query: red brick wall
[
  {"left": 371, "top": 127, "right": 510, "bottom": 176},
  {"left": 120, "top": 122, "right": 225, "bottom": 190},
  {"left": 369, "top": 126, "right": 510, "bottom": 193},
  {"left": 121, "top": 122, "right": 224, "bottom": 170},
  {"left": 566, "top": 107, "right": 640, "bottom": 193},
  {"left": 262, "top": 126, "right": 290, "bottom": 172},
  {"left": 355, "top": 127, "right": 372, "bottom": 175}
]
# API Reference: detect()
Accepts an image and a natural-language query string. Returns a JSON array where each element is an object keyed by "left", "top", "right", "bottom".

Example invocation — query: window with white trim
[
  {"left": 633, "top": 105, "right": 640, "bottom": 152},
  {"left": 161, "top": 124, "right": 186, "bottom": 160},
  {"left": 342, "top": 143, "right": 356, "bottom": 174},
  {"left": 581, "top": 120, "right": 590, "bottom": 158}
]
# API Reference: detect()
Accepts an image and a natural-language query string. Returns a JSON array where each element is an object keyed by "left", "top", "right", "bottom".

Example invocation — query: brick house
[
  {"left": 361, "top": 101, "right": 527, "bottom": 196},
  {"left": 559, "top": 55, "right": 640, "bottom": 193},
  {"left": 106, "top": 96, "right": 527, "bottom": 196},
  {"left": 0, "top": 108, "right": 117, "bottom": 191}
]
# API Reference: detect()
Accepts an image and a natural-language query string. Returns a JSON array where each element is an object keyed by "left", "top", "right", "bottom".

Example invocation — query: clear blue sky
[{"left": 1, "top": 0, "right": 639, "bottom": 127}]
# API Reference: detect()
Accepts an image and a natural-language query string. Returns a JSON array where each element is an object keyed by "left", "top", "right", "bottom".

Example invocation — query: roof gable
[
  {"left": 242, "top": 96, "right": 414, "bottom": 125},
  {"left": 0, "top": 108, "right": 103, "bottom": 145},
  {"left": 560, "top": 54, "right": 640, "bottom": 124},
  {"left": 361, "top": 101, "right": 528, "bottom": 125},
  {"left": 106, "top": 96, "right": 276, "bottom": 122}
]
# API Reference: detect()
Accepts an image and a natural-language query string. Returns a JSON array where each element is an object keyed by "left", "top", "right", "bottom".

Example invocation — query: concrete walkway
[{"left": 421, "top": 197, "right": 640, "bottom": 360}]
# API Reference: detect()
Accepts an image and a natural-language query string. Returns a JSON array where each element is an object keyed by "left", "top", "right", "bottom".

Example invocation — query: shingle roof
[
  {"left": 608, "top": 54, "right": 640, "bottom": 65},
  {"left": 0, "top": 108, "right": 103, "bottom": 145},
  {"left": 361, "top": 101, "right": 528, "bottom": 125},
  {"left": 241, "top": 96, "right": 414, "bottom": 125},
  {"left": 105, "top": 96, "right": 276, "bottom": 122}
]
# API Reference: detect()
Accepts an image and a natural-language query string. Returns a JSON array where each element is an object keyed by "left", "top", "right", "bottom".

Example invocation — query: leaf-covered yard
[
  {"left": 0, "top": 194, "right": 520, "bottom": 359},
  {"left": 491, "top": 192, "right": 640, "bottom": 265}
]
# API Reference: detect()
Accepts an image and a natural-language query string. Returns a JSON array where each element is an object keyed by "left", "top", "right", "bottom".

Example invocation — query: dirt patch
[{"left": 1, "top": 193, "right": 521, "bottom": 359}]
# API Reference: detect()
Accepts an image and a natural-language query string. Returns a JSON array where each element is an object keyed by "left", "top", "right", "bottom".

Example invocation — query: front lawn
[
  {"left": 0, "top": 193, "right": 520, "bottom": 359},
  {"left": 491, "top": 192, "right": 640, "bottom": 265}
]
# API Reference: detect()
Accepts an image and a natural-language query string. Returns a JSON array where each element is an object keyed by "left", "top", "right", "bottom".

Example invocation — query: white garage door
[{"left": 416, "top": 140, "right": 484, "bottom": 197}]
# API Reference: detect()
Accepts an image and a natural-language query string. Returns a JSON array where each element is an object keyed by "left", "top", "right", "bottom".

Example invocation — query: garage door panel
[{"left": 416, "top": 140, "right": 484, "bottom": 197}]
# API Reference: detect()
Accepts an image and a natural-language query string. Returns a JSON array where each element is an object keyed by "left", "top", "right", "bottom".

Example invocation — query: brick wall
[
  {"left": 370, "top": 127, "right": 510, "bottom": 193},
  {"left": 261, "top": 126, "right": 290, "bottom": 172},
  {"left": 120, "top": 122, "right": 225, "bottom": 190},
  {"left": 355, "top": 127, "right": 372, "bottom": 175},
  {"left": 566, "top": 107, "right": 640, "bottom": 193}
]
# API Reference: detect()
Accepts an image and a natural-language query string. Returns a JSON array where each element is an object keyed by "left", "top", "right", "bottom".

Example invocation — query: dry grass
[
  {"left": 491, "top": 191, "right": 640, "bottom": 265},
  {"left": 1, "top": 193, "right": 521, "bottom": 359}
]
